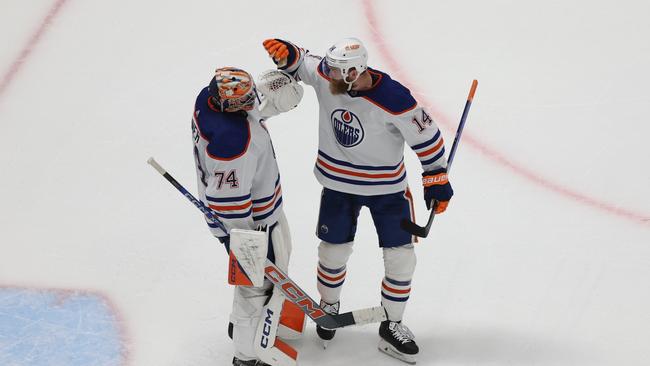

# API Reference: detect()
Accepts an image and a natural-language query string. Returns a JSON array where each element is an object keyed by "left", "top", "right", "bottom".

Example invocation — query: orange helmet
[{"left": 209, "top": 67, "right": 257, "bottom": 112}]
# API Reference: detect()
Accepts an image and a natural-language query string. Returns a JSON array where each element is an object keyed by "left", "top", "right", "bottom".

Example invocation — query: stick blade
[
  {"left": 400, "top": 218, "right": 429, "bottom": 238},
  {"left": 351, "top": 306, "right": 387, "bottom": 326}
]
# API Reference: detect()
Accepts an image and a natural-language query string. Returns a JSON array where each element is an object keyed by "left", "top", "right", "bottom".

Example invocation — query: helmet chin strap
[{"left": 344, "top": 72, "right": 361, "bottom": 91}]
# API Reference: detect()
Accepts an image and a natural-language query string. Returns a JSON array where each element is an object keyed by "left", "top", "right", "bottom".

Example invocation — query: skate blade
[
  {"left": 322, "top": 339, "right": 330, "bottom": 349},
  {"left": 378, "top": 339, "right": 417, "bottom": 365}
]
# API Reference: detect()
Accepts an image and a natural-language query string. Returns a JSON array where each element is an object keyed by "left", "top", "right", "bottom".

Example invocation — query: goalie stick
[
  {"left": 147, "top": 157, "right": 386, "bottom": 329},
  {"left": 401, "top": 79, "right": 478, "bottom": 238}
]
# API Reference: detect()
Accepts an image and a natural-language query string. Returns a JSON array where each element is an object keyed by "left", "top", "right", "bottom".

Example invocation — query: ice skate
[
  {"left": 315, "top": 300, "right": 340, "bottom": 349},
  {"left": 378, "top": 320, "right": 419, "bottom": 364}
]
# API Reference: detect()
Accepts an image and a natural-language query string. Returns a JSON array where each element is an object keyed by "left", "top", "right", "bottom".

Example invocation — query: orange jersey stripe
[
  {"left": 416, "top": 138, "right": 445, "bottom": 158},
  {"left": 403, "top": 188, "right": 418, "bottom": 244},
  {"left": 317, "top": 159, "right": 405, "bottom": 179},
  {"left": 252, "top": 186, "right": 282, "bottom": 213},
  {"left": 209, "top": 200, "right": 252, "bottom": 211}
]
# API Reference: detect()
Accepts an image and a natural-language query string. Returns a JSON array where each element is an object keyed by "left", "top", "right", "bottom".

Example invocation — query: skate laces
[{"left": 389, "top": 322, "right": 415, "bottom": 344}]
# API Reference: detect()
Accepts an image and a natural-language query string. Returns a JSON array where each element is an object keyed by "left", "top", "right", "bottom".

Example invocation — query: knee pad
[
  {"left": 318, "top": 241, "right": 353, "bottom": 269},
  {"left": 383, "top": 244, "right": 416, "bottom": 281}
]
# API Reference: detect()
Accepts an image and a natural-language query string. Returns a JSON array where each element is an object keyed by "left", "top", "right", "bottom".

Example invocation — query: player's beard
[{"left": 329, "top": 79, "right": 349, "bottom": 95}]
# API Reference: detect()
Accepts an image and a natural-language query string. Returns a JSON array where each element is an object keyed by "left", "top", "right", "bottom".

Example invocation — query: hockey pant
[{"left": 317, "top": 241, "right": 416, "bottom": 322}]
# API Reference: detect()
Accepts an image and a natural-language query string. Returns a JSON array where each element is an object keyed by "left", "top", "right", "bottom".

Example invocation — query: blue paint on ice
[{"left": 0, "top": 288, "right": 124, "bottom": 366}]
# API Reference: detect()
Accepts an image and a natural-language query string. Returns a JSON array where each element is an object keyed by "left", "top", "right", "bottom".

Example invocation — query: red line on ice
[
  {"left": 0, "top": 1, "right": 132, "bottom": 363},
  {"left": 0, "top": 0, "right": 69, "bottom": 100},
  {"left": 362, "top": 0, "right": 649, "bottom": 227}
]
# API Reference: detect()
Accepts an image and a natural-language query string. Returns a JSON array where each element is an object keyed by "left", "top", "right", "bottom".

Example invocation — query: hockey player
[
  {"left": 192, "top": 67, "right": 304, "bottom": 366},
  {"left": 262, "top": 38, "right": 454, "bottom": 364}
]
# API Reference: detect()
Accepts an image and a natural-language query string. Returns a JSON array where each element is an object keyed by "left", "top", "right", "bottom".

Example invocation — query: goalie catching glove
[
  {"left": 422, "top": 167, "right": 454, "bottom": 214},
  {"left": 257, "top": 69, "right": 304, "bottom": 118}
]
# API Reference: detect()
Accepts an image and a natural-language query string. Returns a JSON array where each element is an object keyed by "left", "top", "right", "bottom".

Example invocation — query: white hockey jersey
[
  {"left": 287, "top": 52, "right": 448, "bottom": 196},
  {"left": 192, "top": 87, "right": 283, "bottom": 238}
]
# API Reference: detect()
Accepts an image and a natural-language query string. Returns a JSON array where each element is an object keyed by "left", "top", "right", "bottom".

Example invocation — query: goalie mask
[
  {"left": 209, "top": 67, "right": 257, "bottom": 112},
  {"left": 321, "top": 37, "right": 368, "bottom": 90}
]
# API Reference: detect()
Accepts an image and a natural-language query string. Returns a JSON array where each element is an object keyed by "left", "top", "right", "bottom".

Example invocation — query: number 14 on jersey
[{"left": 411, "top": 110, "right": 433, "bottom": 133}]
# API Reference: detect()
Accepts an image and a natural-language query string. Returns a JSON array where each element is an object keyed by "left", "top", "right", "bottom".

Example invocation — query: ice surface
[
  {"left": 0, "top": 288, "right": 124, "bottom": 366},
  {"left": 1, "top": 0, "right": 649, "bottom": 365}
]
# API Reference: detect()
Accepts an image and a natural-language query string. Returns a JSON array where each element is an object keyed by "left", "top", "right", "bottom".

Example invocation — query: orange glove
[
  {"left": 263, "top": 39, "right": 290, "bottom": 66},
  {"left": 432, "top": 201, "right": 449, "bottom": 214}
]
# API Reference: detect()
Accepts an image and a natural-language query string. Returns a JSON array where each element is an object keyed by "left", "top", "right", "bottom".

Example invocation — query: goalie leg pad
[
  {"left": 231, "top": 284, "right": 272, "bottom": 360},
  {"left": 381, "top": 244, "right": 417, "bottom": 322},
  {"left": 278, "top": 299, "right": 306, "bottom": 340},
  {"left": 270, "top": 211, "right": 292, "bottom": 273},
  {"left": 270, "top": 211, "right": 305, "bottom": 339},
  {"left": 255, "top": 291, "right": 298, "bottom": 366}
]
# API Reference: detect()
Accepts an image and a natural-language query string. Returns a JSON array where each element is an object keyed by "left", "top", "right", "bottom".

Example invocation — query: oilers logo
[{"left": 331, "top": 109, "right": 364, "bottom": 147}]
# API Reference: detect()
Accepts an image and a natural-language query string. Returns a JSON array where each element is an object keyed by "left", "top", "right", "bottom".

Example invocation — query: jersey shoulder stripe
[
  {"left": 316, "top": 59, "right": 331, "bottom": 81},
  {"left": 315, "top": 62, "right": 416, "bottom": 115},
  {"left": 194, "top": 87, "right": 251, "bottom": 160},
  {"left": 360, "top": 69, "right": 417, "bottom": 115}
]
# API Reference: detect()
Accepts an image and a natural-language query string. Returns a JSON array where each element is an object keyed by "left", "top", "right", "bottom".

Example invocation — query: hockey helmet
[
  {"left": 322, "top": 37, "right": 368, "bottom": 89},
  {"left": 209, "top": 67, "right": 257, "bottom": 112}
]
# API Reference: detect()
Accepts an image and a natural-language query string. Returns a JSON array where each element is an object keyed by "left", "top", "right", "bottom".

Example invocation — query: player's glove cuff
[
  {"left": 422, "top": 168, "right": 453, "bottom": 213},
  {"left": 263, "top": 38, "right": 301, "bottom": 71},
  {"left": 422, "top": 168, "right": 449, "bottom": 188}
]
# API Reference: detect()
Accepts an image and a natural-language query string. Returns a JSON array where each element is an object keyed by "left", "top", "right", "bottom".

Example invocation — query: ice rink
[{"left": 1, "top": 0, "right": 649, "bottom": 365}]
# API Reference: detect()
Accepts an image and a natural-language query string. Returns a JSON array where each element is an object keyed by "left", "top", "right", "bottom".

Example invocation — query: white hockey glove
[{"left": 257, "top": 70, "right": 303, "bottom": 119}]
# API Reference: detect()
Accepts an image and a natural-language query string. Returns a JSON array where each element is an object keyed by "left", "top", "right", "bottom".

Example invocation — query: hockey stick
[
  {"left": 401, "top": 79, "right": 478, "bottom": 238},
  {"left": 147, "top": 157, "right": 386, "bottom": 329}
]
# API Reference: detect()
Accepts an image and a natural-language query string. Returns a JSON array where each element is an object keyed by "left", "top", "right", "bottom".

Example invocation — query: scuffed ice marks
[{"left": 0, "top": 288, "right": 126, "bottom": 366}]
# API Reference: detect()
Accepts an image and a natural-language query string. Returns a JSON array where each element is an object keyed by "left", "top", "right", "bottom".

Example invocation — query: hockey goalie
[{"left": 190, "top": 66, "right": 305, "bottom": 366}]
